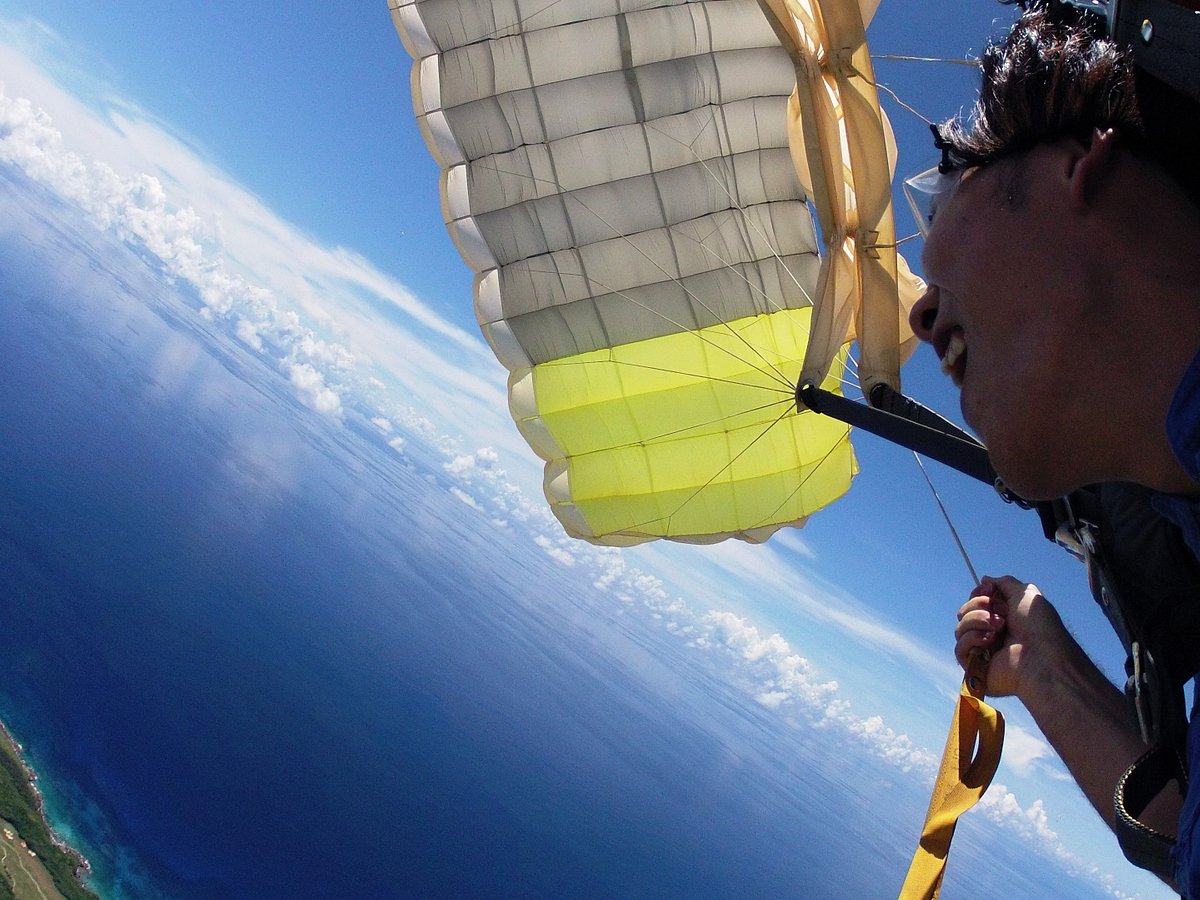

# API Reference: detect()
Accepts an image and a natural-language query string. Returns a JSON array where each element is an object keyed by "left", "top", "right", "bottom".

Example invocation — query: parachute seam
[
  {"left": 567, "top": 396, "right": 795, "bottom": 457},
  {"left": 532, "top": 263, "right": 796, "bottom": 390},
  {"left": 539, "top": 357, "right": 795, "bottom": 397},
  {"left": 507, "top": 10, "right": 610, "bottom": 354},
  {"left": 750, "top": 417, "right": 852, "bottom": 530},
  {"left": 642, "top": 107, "right": 818, "bottom": 317},
  {"left": 619, "top": 402, "right": 795, "bottom": 539}
]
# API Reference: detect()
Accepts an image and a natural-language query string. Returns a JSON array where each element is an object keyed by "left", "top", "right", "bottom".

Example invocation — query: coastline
[{"left": 0, "top": 718, "right": 98, "bottom": 900}]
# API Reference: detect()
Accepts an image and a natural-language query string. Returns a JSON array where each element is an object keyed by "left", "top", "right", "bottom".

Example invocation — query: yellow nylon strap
[{"left": 899, "top": 664, "right": 1004, "bottom": 899}]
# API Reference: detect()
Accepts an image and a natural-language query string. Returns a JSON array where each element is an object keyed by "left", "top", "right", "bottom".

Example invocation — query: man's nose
[{"left": 908, "top": 285, "right": 939, "bottom": 342}]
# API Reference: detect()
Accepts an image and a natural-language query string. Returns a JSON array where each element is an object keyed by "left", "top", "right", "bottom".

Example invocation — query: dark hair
[{"left": 936, "top": 0, "right": 1200, "bottom": 205}]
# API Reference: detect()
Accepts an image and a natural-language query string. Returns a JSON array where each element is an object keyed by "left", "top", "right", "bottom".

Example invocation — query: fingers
[
  {"left": 954, "top": 607, "right": 1005, "bottom": 669},
  {"left": 957, "top": 589, "right": 1005, "bottom": 622},
  {"left": 954, "top": 624, "right": 1003, "bottom": 666},
  {"left": 977, "top": 574, "right": 1030, "bottom": 605}
]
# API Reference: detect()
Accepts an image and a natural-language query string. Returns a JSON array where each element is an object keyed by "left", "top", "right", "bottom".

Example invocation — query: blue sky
[{"left": 0, "top": 1, "right": 1175, "bottom": 896}]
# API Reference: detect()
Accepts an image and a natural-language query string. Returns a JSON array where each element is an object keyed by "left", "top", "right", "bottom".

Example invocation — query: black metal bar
[
  {"left": 867, "top": 383, "right": 980, "bottom": 446},
  {"left": 796, "top": 381, "right": 999, "bottom": 487}
]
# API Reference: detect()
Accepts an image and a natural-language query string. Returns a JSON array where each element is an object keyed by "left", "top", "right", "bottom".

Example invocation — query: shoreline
[{"left": 0, "top": 717, "right": 98, "bottom": 899}]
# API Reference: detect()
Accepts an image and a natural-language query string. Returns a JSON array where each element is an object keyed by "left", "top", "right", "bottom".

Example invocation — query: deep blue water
[{"left": 0, "top": 166, "right": 1130, "bottom": 899}]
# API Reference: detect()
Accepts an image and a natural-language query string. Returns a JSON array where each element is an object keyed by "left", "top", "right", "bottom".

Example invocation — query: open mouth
[{"left": 939, "top": 331, "right": 967, "bottom": 387}]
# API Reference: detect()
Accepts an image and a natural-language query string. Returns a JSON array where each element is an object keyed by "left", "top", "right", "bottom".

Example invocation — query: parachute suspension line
[
  {"left": 821, "top": 348, "right": 860, "bottom": 393},
  {"left": 463, "top": 164, "right": 806, "bottom": 389},
  {"left": 677, "top": 213, "right": 810, "bottom": 317},
  {"left": 841, "top": 347, "right": 861, "bottom": 381},
  {"left": 871, "top": 54, "right": 979, "bottom": 67},
  {"left": 547, "top": 189, "right": 799, "bottom": 389},
  {"left": 460, "top": 159, "right": 805, "bottom": 390},
  {"left": 612, "top": 403, "right": 795, "bottom": 538},
  {"left": 872, "top": 81, "right": 935, "bottom": 127},
  {"left": 577, "top": 396, "right": 796, "bottom": 456},
  {"left": 826, "top": 351, "right": 861, "bottom": 392},
  {"left": 643, "top": 117, "right": 817, "bottom": 311},
  {"left": 523, "top": 262, "right": 797, "bottom": 392},
  {"left": 829, "top": 372, "right": 861, "bottom": 392},
  {"left": 913, "top": 452, "right": 980, "bottom": 586},
  {"left": 497, "top": 0, "right": 667, "bottom": 40},
  {"left": 539, "top": 356, "right": 796, "bottom": 397},
  {"left": 684, "top": 190, "right": 816, "bottom": 312},
  {"left": 459, "top": 165, "right": 798, "bottom": 389},
  {"left": 489, "top": 0, "right": 566, "bottom": 37},
  {"left": 750, "top": 422, "right": 852, "bottom": 530}
]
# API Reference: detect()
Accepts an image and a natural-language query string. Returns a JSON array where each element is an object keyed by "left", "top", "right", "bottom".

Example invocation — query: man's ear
[{"left": 1068, "top": 127, "right": 1120, "bottom": 209}]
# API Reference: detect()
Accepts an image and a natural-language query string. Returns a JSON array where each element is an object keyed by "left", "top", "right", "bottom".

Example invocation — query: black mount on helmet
[{"left": 1054, "top": 0, "right": 1200, "bottom": 102}]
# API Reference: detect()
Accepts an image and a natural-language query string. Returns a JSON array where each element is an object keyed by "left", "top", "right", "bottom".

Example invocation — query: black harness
[{"left": 1051, "top": 482, "right": 1200, "bottom": 887}]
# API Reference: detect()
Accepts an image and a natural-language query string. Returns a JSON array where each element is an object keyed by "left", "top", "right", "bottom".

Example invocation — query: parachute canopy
[{"left": 391, "top": 0, "right": 922, "bottom": 545}]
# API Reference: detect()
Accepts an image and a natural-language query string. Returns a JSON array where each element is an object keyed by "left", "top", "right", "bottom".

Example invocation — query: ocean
[{"left": 0, "top": 165, "right": 1136, "bottom": 899}]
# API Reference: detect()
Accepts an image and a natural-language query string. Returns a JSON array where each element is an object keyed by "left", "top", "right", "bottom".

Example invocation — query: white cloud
[
  {"left": 235, "top": 318, "right": 263, "bottom": 351},
  {"left": 646, "top": 537, "right": 964, "bottom": 687},
  {"left": 1001, "top": 722, "right": 1055, "bottom": 778},
  {"left": 771, "top": 526, "right": 817, "bottom": 560},
  {"left": 980, "top": 784, "right": 1058, "bottom": 845},
  {"left": 449, "top": 486, "right": 480, "bottom": 510},
  {"left": 444, "top": 454, "right": 476, "bottom": 476},
  {"left": 287, "top": 362, "right": 342, "bottom": 418},
  {"left": 534, "top": 534, "right": 578, "bottom": 567}
]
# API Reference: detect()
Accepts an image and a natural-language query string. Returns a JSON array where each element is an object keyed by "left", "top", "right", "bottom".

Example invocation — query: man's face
[{"left": 907, "top": 146, "right": 1095, "bottom": 499}]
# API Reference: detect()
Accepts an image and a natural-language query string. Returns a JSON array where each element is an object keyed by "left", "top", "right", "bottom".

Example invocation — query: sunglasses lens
[{"left": 903, "top": 166, "right": 962, "bottom": 238}]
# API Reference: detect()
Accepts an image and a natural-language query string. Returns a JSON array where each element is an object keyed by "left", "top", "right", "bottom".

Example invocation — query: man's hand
[{"left": 954, "top": 574, "right": 1071, "bottom": 700}]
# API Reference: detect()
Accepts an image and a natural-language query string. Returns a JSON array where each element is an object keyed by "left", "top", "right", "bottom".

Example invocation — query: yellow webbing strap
[{"left": 899, "top": 658, "right": 1004, "bottom": 899}]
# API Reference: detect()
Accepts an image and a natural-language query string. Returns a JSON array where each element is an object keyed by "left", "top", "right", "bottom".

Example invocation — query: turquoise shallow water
[{"left": 0, "top": 166, "right": 1128, "bottom": 900}]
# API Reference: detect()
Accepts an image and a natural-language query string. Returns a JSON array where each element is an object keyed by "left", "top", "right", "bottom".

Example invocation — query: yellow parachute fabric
[{"left": 390, "top": 0, "right": 920, "bottom": 545}]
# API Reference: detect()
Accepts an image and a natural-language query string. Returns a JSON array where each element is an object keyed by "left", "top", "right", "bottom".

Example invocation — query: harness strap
[
  {"left": 899, "top": 656, "right": 1004, "bottom": 899},
  {"left": 1114, "top": 743, "right": 1187, "bottom": 889}
]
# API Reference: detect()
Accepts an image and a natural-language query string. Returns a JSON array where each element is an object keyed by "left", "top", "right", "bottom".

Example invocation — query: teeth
[{"left": 940, "top": 332, "right": 966, "bottom": 383}]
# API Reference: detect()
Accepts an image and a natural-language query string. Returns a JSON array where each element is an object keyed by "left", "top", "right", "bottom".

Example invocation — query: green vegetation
[{"left": 0, "top": 728, "right": 97, "bottom": 900}]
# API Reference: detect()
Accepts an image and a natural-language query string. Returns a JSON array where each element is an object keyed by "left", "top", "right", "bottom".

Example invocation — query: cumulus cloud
[
  {"left": 449, "top": 486, "right": 481, "bottom": 510},
  {"left": 445, "top": 454, "right": 476, "bottom": 476},
  {"left": 235, "top": 318, "right": 263, "bottom": 351},
  {"left": 534, "top": 534, "right": 578, "bottom": 567},
  {"left": 1001, "top": 723, "right": 1056, "bottom": 778},
  {"left": 649, "top": 537, "right": 963, "bottom": 688}
]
